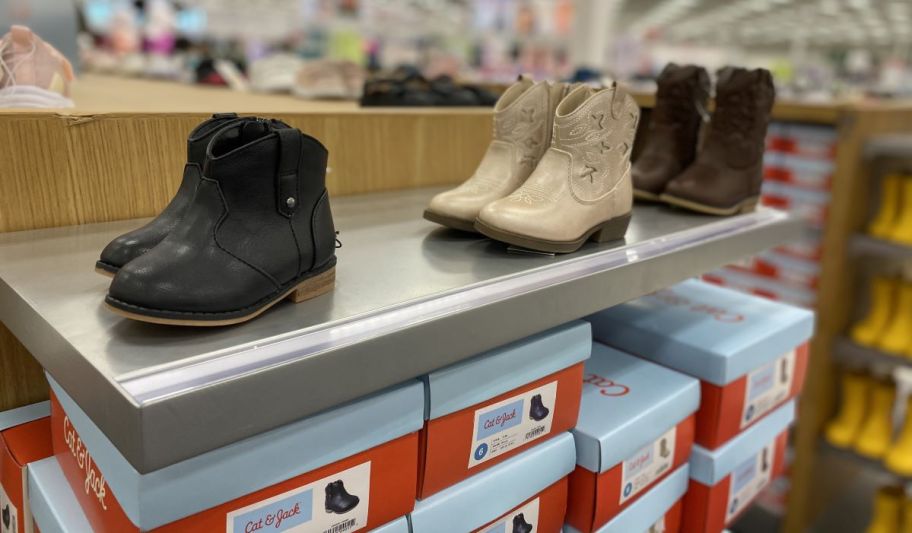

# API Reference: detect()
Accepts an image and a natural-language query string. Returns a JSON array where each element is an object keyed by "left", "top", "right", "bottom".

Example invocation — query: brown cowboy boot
[
  {"left": 661, "top": 67, "right": 775, "bottom": 215},
  {"left": 632, "top": 63, "right": 709, "bottom": 200}
]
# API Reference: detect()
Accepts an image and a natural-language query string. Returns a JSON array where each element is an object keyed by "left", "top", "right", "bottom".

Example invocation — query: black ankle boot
[
  {"left": 105, "top": 119, "right": 337, "bottom": 326},
  {"left": 96, "top": 113, "right": 244, "bottom": 276},
  {"left": 324, "top": 480, "right": 360, "bottom": 514},
  {"left": 529, "top": 394, "right": 550, "bottom": 421},
  {"left": 512, "top": 512, "right": 533, "bottom": 533}
]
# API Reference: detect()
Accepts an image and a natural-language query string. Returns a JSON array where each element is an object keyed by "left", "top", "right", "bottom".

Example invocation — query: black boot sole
[
  {"left": 104, "top": 262, "right": 335, "bottom": 327},
  {"left": 94, "top": 260, "right": 119, "bottom": 278}
]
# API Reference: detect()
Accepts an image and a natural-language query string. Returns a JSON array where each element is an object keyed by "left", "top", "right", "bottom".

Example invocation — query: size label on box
[
  {"left": 647, "top": 515, "right": 666, "bottom": 533},
  {"left": 741, "top": 351, "right": 796, "bottom": 429},
  {"left": 226, "top": 462, "right": 370, "bottom": 533},
  {"left": 619, "top": 427, "right": 676, "bottom": 505},
  {"left": 726, "top": 443, "right": 775, "bottom": 522},
  {"left": 475, "top": 497, "right": 539, "bottom": 533},
  {"left": 0, "top": 483, "right": 19, "bottom": 533},
  {"left": 468, "top": 381, "right": 557, "bottom": 468}
]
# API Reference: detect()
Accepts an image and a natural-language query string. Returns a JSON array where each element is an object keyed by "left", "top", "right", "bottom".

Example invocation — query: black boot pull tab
[
  {"left": 211, "top": 112, "right": 238, "bottom": 119},
  {"left": 335, "top": 231, "right": 342, "bottom": 249},
  {"left": 276, "top": 128, "right": 302, "bottom": 218}
]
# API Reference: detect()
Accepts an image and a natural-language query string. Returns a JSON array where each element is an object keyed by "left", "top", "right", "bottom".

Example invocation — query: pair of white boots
[{"left": 423, "top": 77, "right": 640, "bottom": 254}]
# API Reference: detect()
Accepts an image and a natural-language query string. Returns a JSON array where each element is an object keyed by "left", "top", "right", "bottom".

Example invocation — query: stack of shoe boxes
[
  {"left": 0, "top": 402, "right": 53, "bottom": 533},
  {"left": 13, "top": 321, "right": 590, "bottom": 533},
  {"left": 411, "top": 321, "right": 591, "bottom": 531},
  {"left": 704, "top": 121, "right": 837, "bottom": 309},
  {"left": 47, "top": 375, "right": 424, "bottom": 532},
  {"left": 564, "top": 344, "right": 699, "bottom": 533},
  {"left": 588, "top": 279, "right": 814, "bottom": 532},
  {"left": 5, "top": 284, "right": 816, "bottom": 532}
]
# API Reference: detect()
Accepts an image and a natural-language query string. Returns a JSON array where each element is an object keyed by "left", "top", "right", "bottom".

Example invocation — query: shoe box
[
  {"left": 409, "top": 432, "right": 575, "bottom": 533},
  {"left": 588, "top": 279, "right": 813, "bottom": 449},
  {"left": 763, "top": 152, "right": 834, "bottom": 191},
  {"left": 27, "top": 457, "right": 91, "bottom": 533},
  {"left": 417, "top": 321, "right": 590, "bottom": 498},
  {"left": 702, "top": 267, "right": 817, "bottom": 310},
  {"left": 730, "top": 250, "right": 821, "bottom": 291},
  {"left": 766, "top": 122, "right": 838, "bottom": 161},
  {"left": 47, "top": 374, "right": 423, "bottom": 533},
  {"left": 760, "top": 180, "right": 830, "bottom": 229},
  {"left": 0, "top": 402, "right": 52, "bottom": 533},
  {"left": 565, "top": 343, "right": 699, "bottom": 533},
  {"left": 565, "top": 464, "right": 689, "bottom": 533},
  {"left": 683, "top": 401, "right": 795, "bottom": 533}
]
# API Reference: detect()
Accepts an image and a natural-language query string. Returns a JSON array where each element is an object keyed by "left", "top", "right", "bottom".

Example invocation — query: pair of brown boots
[
  {"left": 633, "top": 64, "right": 775, "bottom": 215},
  {"left": 424, "top": 77, "right": 640, "bottom": 254}
]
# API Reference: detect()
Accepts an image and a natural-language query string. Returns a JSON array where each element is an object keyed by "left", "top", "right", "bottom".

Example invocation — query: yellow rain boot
[
  {"left": 901, "top": 495, "right": 912, "bottom": 533},
  {"left": 891, "top": 178, "right": 912, "bottom": 245},
  {"left": 879, "top": 281, "right": 912, "bottom": 355},
  {"left": 886, "top": 396, "right": 912, "bottom": 476},
  {"left": 855, "top": 379, "right": 895, "bottom": 459},
  {"left": 826, "top": 371, "right": 871, "bottom": 448},
  {"left": 867, "top": 486, "right": 902, "bottom": 533},
  {"left": 870, "top": 175, "right": 904, "bottom": 239},
  {"left": 853, "top": 276, "right": 899, "bottom": 347}
]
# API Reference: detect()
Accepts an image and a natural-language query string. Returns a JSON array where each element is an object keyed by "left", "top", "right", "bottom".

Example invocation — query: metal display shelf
[
  {"left": 850, "top": 233, "right": 912, "bottom": 260},
  {"left": 0, "top": 187, "right": 801, "bottom": 473},
  {"left": 833, "top": 336, "right": 912, "bottom": 371}
]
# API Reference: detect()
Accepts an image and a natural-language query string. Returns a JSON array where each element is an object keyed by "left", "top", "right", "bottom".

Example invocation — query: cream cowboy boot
[
  {"left": 475, "top": 83, "right": 639, "bottom": 253},
  {"left": 424, "top": 77, "right": 570, "bottom": 232}
]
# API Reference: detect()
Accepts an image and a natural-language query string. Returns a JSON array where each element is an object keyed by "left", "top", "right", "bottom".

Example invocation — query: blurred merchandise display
[
  {"left": 866, "top": 486, "right": 903, "bottom": 533},
  {"left": 0, "top": 25, "right": 75, "bottom": 108}
]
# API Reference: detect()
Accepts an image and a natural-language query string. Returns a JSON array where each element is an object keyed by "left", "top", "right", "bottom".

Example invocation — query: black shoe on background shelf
[
  {"left": 105, "top": 119, "right": 337, "bottom": 326},
  {"left": 324, "top": 480, "right": 360, "bottom": 514},
  {"left": 95, "top": 113, "right": 245, "bottom": 277}
]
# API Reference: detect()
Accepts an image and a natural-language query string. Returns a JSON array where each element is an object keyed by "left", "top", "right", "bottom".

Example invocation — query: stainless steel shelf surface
[{"left": 0, "top": 187, "right": 802, "bottom": 472}]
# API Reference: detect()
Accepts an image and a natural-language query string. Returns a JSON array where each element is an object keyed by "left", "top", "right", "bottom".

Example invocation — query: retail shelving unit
[
  {"left": 1, "top": 75, "right": 912, "bottom": 530},
  {"left": 832, "top": 337, "right": 912, "bottom": 371},
  {"left": 789, "top": 121, "right": 912, "bottom": 533},
  {"left": 0, "top": 188, "right": 799, "bottom": 472}
]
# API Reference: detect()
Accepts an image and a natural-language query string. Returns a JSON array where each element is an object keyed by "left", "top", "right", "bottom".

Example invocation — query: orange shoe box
[
  {"left": 589, "top": 279, "right": 813, "bottom": 450},
  {"left": 566, "top": 344, "right": 698, "bottom": 533},
  {"left": 410, "top": 433, "right": 576, "bottom": 533},
  {"left": 683, "top": 401, "right": 794, "bottom": 533},
  {"left": 565, "top": 465, "right": 689, "bottom": 533},
  {"left": 418, "top": 322, "right": 590, "bottom": 498},
  {"left": 0, "top": 402, "right": 52, "bottom": 533},
  {"left": 48, "top": 375, "right": 424, "bottom": 533}
]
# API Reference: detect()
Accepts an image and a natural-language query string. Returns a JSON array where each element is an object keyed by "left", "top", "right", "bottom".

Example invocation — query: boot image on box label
[
  {"left": 225, "top": 462, "right": 370, "bottom": 533},
  {"left": 620, "top": 427, "right": 677, "bottom": 505},
  {"left": 726, "top": 444, "right": 774, "bottom": 522},
  {"left": 476, "top": 497, "right": 539, "bottom": 533},
  {"left": 741, "top": 351, "right": 796, "bottom": 429},
  {"left": 469, "top": 382, "right": 557, "bottom": 468},
  {"left": 0, "top": 484, "right": 17, "bottom": 533}
]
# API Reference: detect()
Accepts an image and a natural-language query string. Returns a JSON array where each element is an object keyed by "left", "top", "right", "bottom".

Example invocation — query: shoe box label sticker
[
  {"left": 474, "top": 496, "right": 539, "bottom": 533},
  {"left": 468, "top": 381, "right": 557, "bottom": 469},
  {"left": 741, "top": 350, "right": 796, "bottom": 429},
  {"left": 0, "top": 483, "right": 19, "bottom": 533},
  {"left": 226, "top": 461, "right": 370, "bottom": 533},
  {"left": 647, "top": 514, "right": 666, "bottom": 533},
  {"left": 725, "top": 443, "right": 775, "bottom": 523},
  {"left": 619, "top": 426, "right": 677, "bottom": 505}
]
